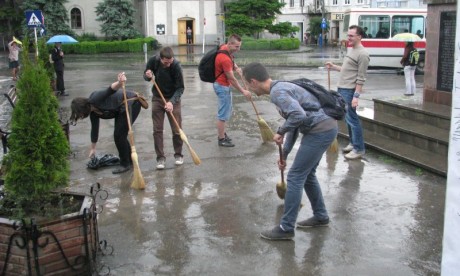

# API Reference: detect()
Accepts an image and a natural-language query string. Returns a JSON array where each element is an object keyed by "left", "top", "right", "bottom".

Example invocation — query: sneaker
[
  {"left": 224, "top": 133, "right": 232, "bottom": 141},
  {"left": 344, "top": 150, "right": 364, "bottom": 160},
  {"left": 218, "top": 137, "right": 235, "bottom": 147},
  {"left": 175, "top": 156, "right": 184, "bottom": 166},
  {"left": 156, "top": 159, "right": 165, "bottom": 170},
  {"left": 342, "top": 143, "right": 353, "bottom": 153},
  {"left": 260, "top": 225, "right": 294, "bottom": 241},
  {"left": 112, "top": 165, "right": 132, "bottom": 174},
  {"left": 297, "top": 217, "right": 330, "bottom": 228}
]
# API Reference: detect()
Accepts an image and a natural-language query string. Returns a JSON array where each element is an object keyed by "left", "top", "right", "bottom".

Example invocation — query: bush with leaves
[{"left": 1, "top": 37, "right": 70, "bottom": 219}]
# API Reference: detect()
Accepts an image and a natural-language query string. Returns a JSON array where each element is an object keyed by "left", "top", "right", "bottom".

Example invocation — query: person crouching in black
[{"left": 70, "top": 72, "right": 143, "bottom": 174}]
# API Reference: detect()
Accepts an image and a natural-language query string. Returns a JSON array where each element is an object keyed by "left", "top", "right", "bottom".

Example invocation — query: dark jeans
[
  {"left": 55, "top": 70, "right": 65, "bottom": 92},
  {"left": 152, "top": 97, "right": 183, "bottom": 161},
  {"left": 115, "top": 101, "right": 141, "bottom": 167}
]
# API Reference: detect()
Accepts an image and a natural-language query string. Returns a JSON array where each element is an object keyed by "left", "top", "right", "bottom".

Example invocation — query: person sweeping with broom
[
  {"left": 212, "top": 34, "right": 252, "bottom": 147},
  {"left": 242, "top": 62, "right": 337, "bottom": 241},
  {"left": 70, "top": 72, "right": 145, "bottom": 174}
]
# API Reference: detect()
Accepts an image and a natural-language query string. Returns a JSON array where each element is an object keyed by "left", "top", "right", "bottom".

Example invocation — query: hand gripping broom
[
  {"left": 327, "top": 66, "right": 339, "bottom": 153},
  {"left": 122, "top": 83, "right": 145, "bottom": 190},
  {"left": 238, "top": 71, "right": 274, "bottom": 143},
  {"left": 152, "top": 81, "right": 201, "bottom": 165}
]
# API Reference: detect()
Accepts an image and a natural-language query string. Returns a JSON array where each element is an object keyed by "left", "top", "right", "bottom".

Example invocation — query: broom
[
  {"left": 238, "top": 71, "right": 274, "bottom": 143},
  {"left": 152, "top": 81, "right": 201, "bottom": 165},
  {"left": 327, "top": 66, "right": 339, "bottom": 153},
  {"left": 276, "top": 144, "right": 287, "bottom": 200},
  {"left": 122, "top": 82, "right": 145, "bottom": 190}
]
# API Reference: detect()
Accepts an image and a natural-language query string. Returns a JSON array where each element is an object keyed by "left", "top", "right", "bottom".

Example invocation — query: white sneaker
[
  {"left": 342, "top": 143, "right": 354, "bottom": 153},
  {"left": 344, "top": 150, "right": 364, "bottom": 160},
  {"left": 156, "top": 159, "right": 165, "bottom": 170},
  {"left": 175, "top": 156, "right": 184, "bottom": 166}
]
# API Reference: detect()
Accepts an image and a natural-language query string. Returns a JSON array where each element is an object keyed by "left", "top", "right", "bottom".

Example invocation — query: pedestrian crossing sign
[{"left": 25, "top": 10, "right": 43, "bottom": 28}]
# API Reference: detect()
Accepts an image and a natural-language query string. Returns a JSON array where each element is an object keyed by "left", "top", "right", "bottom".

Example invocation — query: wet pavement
[{"left": 0, "top": 46, "right": 445, "bottom": 275}]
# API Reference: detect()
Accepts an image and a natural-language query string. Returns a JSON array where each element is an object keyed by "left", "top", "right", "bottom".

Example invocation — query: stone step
[
  {"left": 361, "top": 112, "right": 449, "bottom": 156},
  {"left": 374, "top": 99, "right": 451, "bottom": 130},
  {"left": 338, "top": 129, "right": 447, "bottom": 176}
]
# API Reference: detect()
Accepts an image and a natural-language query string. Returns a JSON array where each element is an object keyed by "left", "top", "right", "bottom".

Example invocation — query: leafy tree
[
  {"left": 225, "top": 0, "right": 286, "bottom": 38},
  {"left": 0, "top": 0, "right": 23, "bottom": 38},
  {"left": 3, "top": 36, "right": 70, "bottom": 217},
  {"left": 308, "top": 16, "right": 330, "bottom": 38},
  {"left": 267, "top": 22, "right": 300, "bottom": 37},
  {"left": 20, "top": 0, "right": 74, "bottom": 37},
  {"left": 95, "top": 0, "right": 141, "bottom": 40}
]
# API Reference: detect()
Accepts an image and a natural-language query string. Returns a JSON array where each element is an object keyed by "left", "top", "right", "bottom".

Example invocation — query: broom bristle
[
  {"left": 276, "top": 181, "right": 286, "bottom": 199},
  {"left": 130, "top": 148, "right": 145, "bottom": 190},
  {"left": 328, "top": 138, "right": 339, "bottom": 153},
  {"left": 179, "top": 129, "right": 201, "bottom": 165},
  {"left": 257, "top": 118, "right": 274, "bottom": 143}
]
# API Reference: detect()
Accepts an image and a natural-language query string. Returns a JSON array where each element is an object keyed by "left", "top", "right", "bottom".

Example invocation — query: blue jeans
[
  {"left": 338, "top": 88, "right": 365, "bottom": 153},
  {"left": 213, "top": 82, "right": 232, "bottom": 121},
  {"left": 281, "top": 127, "right": 337, "bottom": 232}
]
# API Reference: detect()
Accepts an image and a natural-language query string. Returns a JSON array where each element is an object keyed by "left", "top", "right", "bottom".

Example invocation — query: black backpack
[
  {"left": 198, "top": 45, "right": 231, "bottom": 83},
  {"left": 286, "top": 78, "right": 347, "bottom": 120}
]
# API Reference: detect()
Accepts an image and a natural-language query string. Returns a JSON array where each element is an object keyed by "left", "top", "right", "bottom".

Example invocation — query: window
[
  {"left": 333, "top": 0, "right": 338, "bottom": 5},
  {"left": 357, "top": 0, "right": 364, "bottom": 4},
  {"left": 358, "top": 15, "right": 390, "bottom": 38},
  {"left": 344, "top": 0, "right": 350, "bottom": 5},
  {"left": 392, "top": 16, "right": 424, "bottom": 38},
  {"left": 290, "top": 0, "right": 294, "bottom": 7},
  {"left": 70, "top": 8, "right": 82, "bottom": 29}
]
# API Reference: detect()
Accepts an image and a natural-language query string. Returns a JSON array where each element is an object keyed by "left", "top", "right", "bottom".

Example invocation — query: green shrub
[
  {"left": 58, "top": 37, "right": 157, "bottom": 54},
  {"left": 241, "top": 37, "right": 299, "bottom": 51},
  {"left": 2, "top": 37, "right": 70, "bottom": 218}
]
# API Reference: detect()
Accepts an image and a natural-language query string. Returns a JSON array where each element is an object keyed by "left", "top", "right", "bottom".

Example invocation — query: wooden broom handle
[
  {"left": 278, "top": 144, "right": 285, "bottom": 182},
  {"left": 121, "top": 83, "right": 134, "bottom": 145},
  {"left": 152, "top": 81, "right": 181, "bottom": 131},
  {"left": 237, "top": 71, "right": 261, "bottom": 120},
  {"left": 327, "top": 66, "right": 331, "bottom": 91}
]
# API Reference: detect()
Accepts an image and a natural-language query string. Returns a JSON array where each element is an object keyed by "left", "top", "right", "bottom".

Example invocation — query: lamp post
[{"left": 216, "top": 12, "right": 225, "bottom": 43}]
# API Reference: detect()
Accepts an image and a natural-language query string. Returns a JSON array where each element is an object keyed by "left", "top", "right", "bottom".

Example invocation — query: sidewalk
[{"left": 0, "top": 48, "right": 444, "bottom": 275}]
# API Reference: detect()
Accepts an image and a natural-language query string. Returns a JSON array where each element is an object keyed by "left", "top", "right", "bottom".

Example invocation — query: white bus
[{"left": 342, "top": 8, "right": 427, "bottom": 73}]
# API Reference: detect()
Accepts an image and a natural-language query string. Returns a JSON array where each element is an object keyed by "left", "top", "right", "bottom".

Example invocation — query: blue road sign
[
  {"left": 25, "top": 10, "right": 43, "bottom": 28},
  {"left": 321, "top": 22, "right": 327, "bottom": 29}
]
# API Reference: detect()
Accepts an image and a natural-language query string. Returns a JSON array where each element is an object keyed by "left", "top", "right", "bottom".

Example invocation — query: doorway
[{"left": 178, "top": 18, "right": 194, "bottom": 45}]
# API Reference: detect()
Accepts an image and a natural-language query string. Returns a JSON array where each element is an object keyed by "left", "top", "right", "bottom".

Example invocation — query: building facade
[{"left": 65, "top": 0, "right": 225, "bottom": 46}]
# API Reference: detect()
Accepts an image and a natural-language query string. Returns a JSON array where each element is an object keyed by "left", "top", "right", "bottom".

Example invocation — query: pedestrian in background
[
  {"left": 326, "top": 25, "right": 369, "bottom": 160},
  {"left": 213, "top": 34, "right": 251, "bottom": 147},
  {"left": 8, "top": 38, "right": 21, "bottom": 81},
  {"left": 186, "top": 27, "right": 192, "bottom": 44},
  {"left": 144, "top": 46, "right": 185, "bottom": 169},
  {"left": 242, "top": 62, "right": 337, "bottom": 241},
  {"left": 70, "top": 72, "right": 144, "bottom": 174},
  {"left": 51, "top": 42, "right": 68, "bottom": 96},
  {"left": 400, "top": 42, "right": 417, "bottom": 96}
]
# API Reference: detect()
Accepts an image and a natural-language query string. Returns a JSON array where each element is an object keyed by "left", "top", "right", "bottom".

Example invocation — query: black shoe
[
  {"left": 297, "top": 217, "right": 329, "bottom": 228},
  {"left": 112, "top": 165, "right": 132, "bottom": 174},
  {"left": 224, "top": 133, "right": 232, "bottom": 141},
  {"left": 218, "top": 137, "right": 234, "bottom": 147},
  {"left": 61, "top": 91, "right": 69, "bottom": 96},
  {"left": 260, "top": 225, "right": 294, "bottom": 241}
]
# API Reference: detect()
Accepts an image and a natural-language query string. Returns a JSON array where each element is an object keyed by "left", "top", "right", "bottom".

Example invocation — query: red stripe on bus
[{"left": 354, "top": 40, "right": 426, "bottom": 48}]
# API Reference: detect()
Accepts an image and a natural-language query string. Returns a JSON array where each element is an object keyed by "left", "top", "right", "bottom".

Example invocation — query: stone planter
[{"left": 0, "top": 183, "right": 111, "bottom": 275}]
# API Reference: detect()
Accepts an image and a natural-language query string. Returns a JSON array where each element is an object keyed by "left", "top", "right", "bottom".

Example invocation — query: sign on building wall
[
  {"left": 331, "top": 13, "right": 344, "bottom": 21},
  {"left": 156, "top": 24, "right": 165, "bottom": 35}
]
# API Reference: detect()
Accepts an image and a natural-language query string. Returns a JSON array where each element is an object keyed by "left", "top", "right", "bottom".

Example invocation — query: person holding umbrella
[
  {"left": 8, "top": 37, "right": 22, "bottom": 81},
  {"left": 69, "top": 72, "right": 145, "bottom": 174},
  {"left": 51, "top": 42, "right": 68, "bottom": 96}
]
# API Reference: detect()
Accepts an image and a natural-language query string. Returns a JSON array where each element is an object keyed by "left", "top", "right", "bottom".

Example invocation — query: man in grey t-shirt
[{"left": 326, "top": 25, "right": 370, "bottom": 160}]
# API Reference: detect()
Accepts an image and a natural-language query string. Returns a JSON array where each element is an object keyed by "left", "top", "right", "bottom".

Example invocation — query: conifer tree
[
  {"left": 3, "top": 36, "right": 70, "bottom": 214},
  {"left": 95, "top": 0, "right": 141, "bottom": 40}
]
